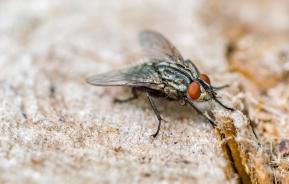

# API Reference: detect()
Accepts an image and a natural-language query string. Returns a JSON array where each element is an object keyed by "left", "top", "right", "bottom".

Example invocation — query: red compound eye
[
  {"left": 200, "top": 74, "right": 210, "bottom": 84},
  {"left": 188, "top": 81, "right": 201, "bottom": 100}
]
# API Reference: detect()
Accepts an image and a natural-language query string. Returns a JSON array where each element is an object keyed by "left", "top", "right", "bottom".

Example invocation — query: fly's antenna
[{"left": 198, "top": 79, "right": 212, "bottom": 93}]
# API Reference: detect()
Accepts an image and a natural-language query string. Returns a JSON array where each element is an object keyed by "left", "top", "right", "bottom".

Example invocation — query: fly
[{"left": 87, "top": 30, "right": 234, "bottom": 137}]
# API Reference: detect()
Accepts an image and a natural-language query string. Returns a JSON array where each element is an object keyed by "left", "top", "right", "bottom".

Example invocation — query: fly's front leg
[
  {"left": 212, "top": 95, "right": 234, "bottom": 111},
  {"left": 146, "top": 92, "right": 163, "bottom": 138},
  {"left": 185, "top": 99, "right": 217, "bottom": 127},
  {"left": 114, "top": 88, "right": 138, "bottom": 103},
  {"left": 211, "top": 84, "right": 230, "bottom": 91}
]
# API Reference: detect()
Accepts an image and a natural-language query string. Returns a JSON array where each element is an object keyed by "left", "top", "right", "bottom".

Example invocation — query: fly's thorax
[
  {"left": 155, "top": 61, "right": 193, "bottom": 93},
  {"left": 183, "top": 59, "right": 199, "bottom": 78}
]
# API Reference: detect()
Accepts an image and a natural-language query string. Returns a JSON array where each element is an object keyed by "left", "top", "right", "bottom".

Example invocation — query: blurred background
[{"left": 0, "top": 0, "right": 288, "bottom": 183}]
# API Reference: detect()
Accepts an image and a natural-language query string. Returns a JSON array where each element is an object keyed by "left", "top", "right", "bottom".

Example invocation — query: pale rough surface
[
  {"left": 0, "top": 1, "right": 234, "bottom": 184},
  {"left": 1, "top": 0, "right": 289, "bottom": 184}
]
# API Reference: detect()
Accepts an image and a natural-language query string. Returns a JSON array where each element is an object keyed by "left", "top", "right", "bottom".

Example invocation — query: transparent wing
[
  {"left": 139, "top": 30, "right": 184, "bottom": 63},
  {"left": 86, "top": 63, "right": 163, "bottom": 88}
]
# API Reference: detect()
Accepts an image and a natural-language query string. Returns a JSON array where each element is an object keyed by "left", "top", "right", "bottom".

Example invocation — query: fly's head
[
  {"left": 186, "top": 73, "right": 234, "bottom": 111},
  {"left": 187, "top": 73, "right": 212, "bottom": 102}
]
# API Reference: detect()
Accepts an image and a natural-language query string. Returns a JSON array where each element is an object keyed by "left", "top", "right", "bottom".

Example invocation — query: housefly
[{"left": 87, "top": 30, "right": 234, "bottom": 137}]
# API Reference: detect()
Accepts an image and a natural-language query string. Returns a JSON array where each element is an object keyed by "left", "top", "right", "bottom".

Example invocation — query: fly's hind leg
[
  {"left": 114, "top": 88, "right": 138, "bottom": 103},
  {"left": 146, "top": 92, "right": 163, "bottom": 138}
]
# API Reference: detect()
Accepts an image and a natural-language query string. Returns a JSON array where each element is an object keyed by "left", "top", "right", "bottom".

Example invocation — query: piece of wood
[{"left": 0, "top": 0, "right": 288, "bottom": 183}]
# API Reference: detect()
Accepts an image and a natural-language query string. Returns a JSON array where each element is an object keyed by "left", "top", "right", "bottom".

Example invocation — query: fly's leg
[
  {"left": 146, "top": 92, "right": 162, "bottom": 138},
  {"left": 212, "top": 95, "right": 234, "bottom": 111},
  {"left": 114, "top": 88, "right": 138, "bottom": 103},
  {"left": 185, "top": 99, "right": 217, "bottom": 127},
  {"left": 212, "top": 84, "right": 230, "bottom": 91}
]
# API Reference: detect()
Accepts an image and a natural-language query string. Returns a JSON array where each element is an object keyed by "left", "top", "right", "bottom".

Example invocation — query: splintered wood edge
[{"left": 214, "top": 110, "right": 273, "bottom": 184}]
